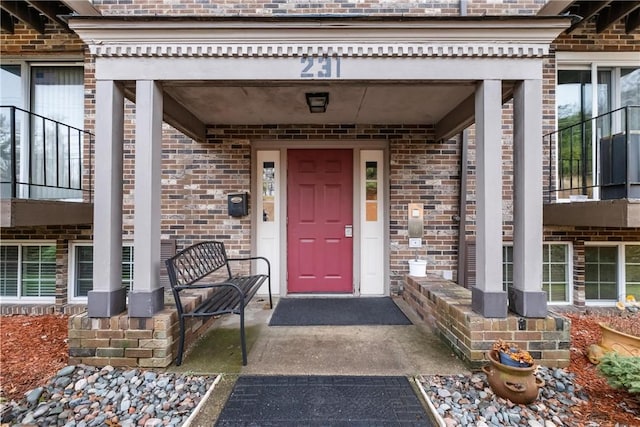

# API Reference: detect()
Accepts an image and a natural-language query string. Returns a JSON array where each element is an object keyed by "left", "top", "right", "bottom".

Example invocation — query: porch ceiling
[{"left": 158, "top": 82, "right": 477, "bottom": 126}]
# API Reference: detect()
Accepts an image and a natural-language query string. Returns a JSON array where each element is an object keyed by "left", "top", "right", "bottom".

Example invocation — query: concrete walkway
[{"left": 179, "top": 297, "right": 469, "bottom": 426}]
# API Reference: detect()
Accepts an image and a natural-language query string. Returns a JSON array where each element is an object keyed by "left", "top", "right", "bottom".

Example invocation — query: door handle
[{"left": 345, "top": 225, "right": 353, "bottom": 238}]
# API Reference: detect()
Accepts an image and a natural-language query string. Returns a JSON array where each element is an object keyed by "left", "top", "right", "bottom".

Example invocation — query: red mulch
[
  {"left": 0, "top": 312, "right": 639, "bottom": 425},
  {"left": 0, "top": 314, "right": 69, "bottom": 401},
  {"left": 563, "top": 312, "right": 640, "bottom": 426}
]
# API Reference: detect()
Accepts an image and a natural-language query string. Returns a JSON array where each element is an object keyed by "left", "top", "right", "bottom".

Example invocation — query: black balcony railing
[
  {"left": 0, "top": 106, "right": 93, "bottom": 202},
  {"left": 545, "top": 105, "right": 640, "bottom": 202}
]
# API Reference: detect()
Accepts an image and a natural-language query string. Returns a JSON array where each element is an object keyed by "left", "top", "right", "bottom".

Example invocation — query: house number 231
[{"left": 300, "top": 56, "right": 341, "bottom": 78}]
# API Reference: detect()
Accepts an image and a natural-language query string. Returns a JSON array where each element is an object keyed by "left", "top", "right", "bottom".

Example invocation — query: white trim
[
  {"left": 70, "top": 18, "right": 568, "bottom": 59},
  {"left": 88, "top": 43, "right": 551, "bottom": 59},
  {"left": 556, "top": 52, "right": 640, "bottom": 67},
  {"left": 0, "top": 56, "right": 84, "bottom": 64},
  {"left": 0, "top": 240, "right": 57, "bottom": 304},
  {"left": 360, "top": 150, "right": 385, "bottom": 296},
  {"left": 254, "top": 151, "right": 281, "bottom": 296},
  {"left": 68, "top": 241, "right": 91, "bottom": 304}
]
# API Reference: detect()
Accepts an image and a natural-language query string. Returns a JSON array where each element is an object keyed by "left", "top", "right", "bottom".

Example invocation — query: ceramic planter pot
[
  {"left": 498, "top": 350, "right": 533, "bottom": 368},
  {"left": 482, "top": 350, "right": 545, "bottom": 405},
  {"left": 588, "top": 322, "right": 640, "bottom": 363}
]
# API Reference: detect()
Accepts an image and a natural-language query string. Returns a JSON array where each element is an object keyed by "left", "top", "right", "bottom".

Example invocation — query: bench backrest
[{"left": 165, "top": 241, "right": 232, "bottom": 288}]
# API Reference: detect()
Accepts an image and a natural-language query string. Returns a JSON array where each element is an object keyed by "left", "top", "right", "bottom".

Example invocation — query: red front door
[{"left": 287, "top": 149, "right": 353, "bottom": 293}]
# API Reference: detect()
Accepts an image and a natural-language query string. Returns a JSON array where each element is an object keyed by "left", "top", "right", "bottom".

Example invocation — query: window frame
[
  {"left": 554, "top": 52, "right": 640, "bottom": 202},
  {"left": 584, "top": 242, "right": 640, "bottom": 307},
  {"left": 502, "top": 242, "right": 573, "bottom": 305},
  {"left": 0, "top": 240, "right": 56, "bottom": 303},
  {"left": 1, "top": 59, "right": 85, "bottom": 200},
  {"left": 68, "top": 241, "right": 134, "bottom": 303}
]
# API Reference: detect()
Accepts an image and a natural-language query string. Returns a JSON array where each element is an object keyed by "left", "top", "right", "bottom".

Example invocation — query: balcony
[
  {"left": 0, "top": 106, "right": 94, "bottom": 228},
  {"left": 544, "top": 106, "right": 640, "bottom": 228}
]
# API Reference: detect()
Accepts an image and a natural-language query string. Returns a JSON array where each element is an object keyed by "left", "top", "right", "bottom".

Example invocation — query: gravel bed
[
  {"left": 0, "top": 365, "right": 216, "bottom": 427},
  {"left": 419, "top": 367, "right": 593, "bottom": 427}
]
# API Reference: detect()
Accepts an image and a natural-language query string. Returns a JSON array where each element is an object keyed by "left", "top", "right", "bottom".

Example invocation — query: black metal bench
[{"left": 165, "top": 240, "right": 272, "bottom": 366}]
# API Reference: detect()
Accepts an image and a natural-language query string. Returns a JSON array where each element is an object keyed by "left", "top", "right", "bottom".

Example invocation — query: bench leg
[
  {"left": 240, "top": 305, "right": 247, "bottom": 366},
  {"left": 176, "top": 316, "right": 186, "bottom": 366}
]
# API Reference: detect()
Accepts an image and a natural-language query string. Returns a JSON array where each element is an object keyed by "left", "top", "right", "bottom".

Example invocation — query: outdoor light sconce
[{"left": 305, "top": 92, "right": 329, "bottom": 113}]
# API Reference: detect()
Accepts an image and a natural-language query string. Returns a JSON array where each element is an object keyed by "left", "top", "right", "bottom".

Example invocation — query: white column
[
  {"left": 471, "top": 80, "right": 508, "bottom": 318},
  {"left": 512, "top": 79, "right": 547, "bottom": 318},
  {"left": 129, "top": 80, "right": 164, "bottom": 318},
  {"left": 88, "top": 80, "right": 126, "bottom": 317}
]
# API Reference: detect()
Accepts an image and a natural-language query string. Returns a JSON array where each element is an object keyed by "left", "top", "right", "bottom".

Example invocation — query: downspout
[
  {"left": 460, "top": 0, "right": 468, "bottom": 16},
  {"left": 457, "top": 130, "right": 469, "bottom": 286},
  {"left": 456, "top": 0, "right": 469, "bottom": 286}
]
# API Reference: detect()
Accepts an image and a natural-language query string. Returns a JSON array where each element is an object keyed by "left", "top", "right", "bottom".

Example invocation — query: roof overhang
[{"left": 69, "top": 16, "right": 570, "bottom": 142}]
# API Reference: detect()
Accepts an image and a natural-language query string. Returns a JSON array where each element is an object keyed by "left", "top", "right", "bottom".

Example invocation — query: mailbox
[{"left": 228, "top": 192, "right": 249, "bottom": 217}]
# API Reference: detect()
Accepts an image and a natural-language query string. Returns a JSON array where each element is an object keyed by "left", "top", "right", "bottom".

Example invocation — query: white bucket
[{"left": 408, "top": 259, "right": 427, "bottom": 277}]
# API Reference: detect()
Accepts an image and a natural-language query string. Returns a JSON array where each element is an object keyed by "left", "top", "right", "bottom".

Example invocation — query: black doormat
[
  {"left": 268, "top": 297, "right": 411, "bottom": 326},
  {"left": 215, "top": 375, "right": 433, "bottom": 426}
]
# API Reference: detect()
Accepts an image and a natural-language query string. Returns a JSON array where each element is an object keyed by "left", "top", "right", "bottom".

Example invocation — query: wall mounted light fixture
[{"left": 305, "top": 92, "right": 329, "bottom": 113}]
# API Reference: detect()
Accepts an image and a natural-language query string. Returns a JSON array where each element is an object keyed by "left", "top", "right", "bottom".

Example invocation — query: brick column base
[
  {"left": 69, "top": 298, "right": 217, "bottom": 367},
  {"left": 402, "top": 274, "right": 570, "bottom": 369}
]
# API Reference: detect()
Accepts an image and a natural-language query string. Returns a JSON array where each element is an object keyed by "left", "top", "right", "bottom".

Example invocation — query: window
[
  {"left": 365, "top": 161, "right": 378, "bottom": 222},
  {"left": 502, "top": 243, "right": 570, "bottom": 304},
  {"left": 261, "top": 161, "right": 275, "bottom": 222},
  {"left": 502, "top": 245, "right": 513, "bottom": 291},
  {"left": 626, "top": 245, "right": 640, "bottom": 299},
  {"left": 0, "top": 243, "right": 56, "bottom": 300},
  {"left": 543, "top": 244, "right": 569, "bottom": 303},
  {"left": 71, "top": 243, "right": 134, "bottom": 299},
  {"left": 0, "top": 62, "right": 84, "bottom": 200},
  {"left": 585, "top": 244, "right": 640, "bottom": 304},
  {"left": 555, "top": 61, "right": 640, "bottom": 200}
]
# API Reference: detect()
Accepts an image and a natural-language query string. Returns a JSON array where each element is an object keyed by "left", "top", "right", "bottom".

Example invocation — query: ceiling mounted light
[{"left": 305, "top": 92, "right": 329, "bottom": 113}]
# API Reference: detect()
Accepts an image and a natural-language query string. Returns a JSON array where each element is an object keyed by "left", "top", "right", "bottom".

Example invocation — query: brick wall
[
  {"left": 0, "top": 24, "right": 84, "bottom": 56},
  {"left": 92, "top": 0, "right": 547, "bottom": 17},
  {"left": 554, "top": 21, "right": 640, "bottom": 52}
]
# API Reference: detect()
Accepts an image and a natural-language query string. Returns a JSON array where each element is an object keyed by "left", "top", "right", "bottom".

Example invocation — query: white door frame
[{"left": 252, "top": 140, "right": 388, "bottom": 297}]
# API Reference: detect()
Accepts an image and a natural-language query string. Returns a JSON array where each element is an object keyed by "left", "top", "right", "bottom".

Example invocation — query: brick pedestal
[{"left": 402, "top": 274, "right": 570, "bottom": 369}]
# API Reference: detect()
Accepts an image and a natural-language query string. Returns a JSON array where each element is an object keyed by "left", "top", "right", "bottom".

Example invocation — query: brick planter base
[
  {"left": 68, "top": 290, "right": 217, "bottom": 368},
  {"left": 402, "top": 275, "right": 570, "bottom": 369}
]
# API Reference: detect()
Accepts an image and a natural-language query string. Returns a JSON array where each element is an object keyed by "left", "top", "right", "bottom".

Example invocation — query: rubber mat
[
  {"left": 268, "top": 297, "right": 411, "bottom": 326},
  {"left": 215, "top": 375, "right": 433, "bottom": 426}
]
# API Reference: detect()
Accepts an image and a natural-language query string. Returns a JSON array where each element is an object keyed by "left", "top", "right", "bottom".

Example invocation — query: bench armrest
[
  {"left": 226, "top": 256, "right": 272, "bottom": 308},
  {"left": 226, "top": 256, "right": 271, "bottom": 277}
]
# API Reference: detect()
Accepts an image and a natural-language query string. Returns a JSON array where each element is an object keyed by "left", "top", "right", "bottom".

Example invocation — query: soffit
[
  {"left": 0, "top": 0, "right": 99, "bottom": 34},
  {"left": 538, "top": 0, "right": 640, "bottom": 34}
]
